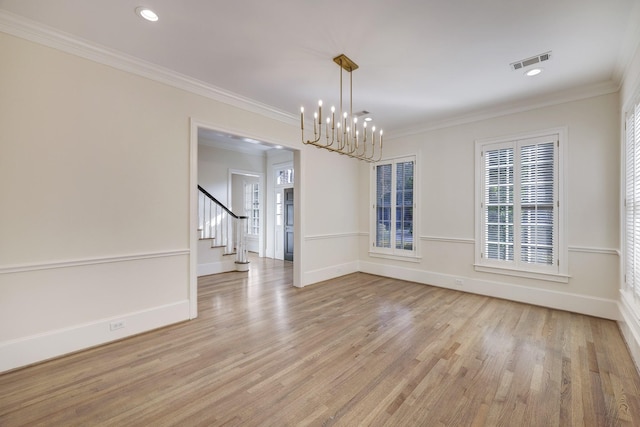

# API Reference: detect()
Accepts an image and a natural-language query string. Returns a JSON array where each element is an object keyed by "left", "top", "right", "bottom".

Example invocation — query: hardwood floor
[{"left": 2, "top": 256, "right": 640, "bottom": 426}]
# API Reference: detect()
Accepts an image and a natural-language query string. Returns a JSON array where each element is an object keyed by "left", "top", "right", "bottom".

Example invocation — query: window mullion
[{"left": 390, "top": 162, "right": 397, "bottom": 253}]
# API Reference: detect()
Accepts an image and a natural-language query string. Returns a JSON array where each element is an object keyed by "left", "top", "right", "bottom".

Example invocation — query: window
[
  {"left": 276, "top": 167, "right": 294, "bottom": 186},
  {"left": 475, "top": 130, "right": 566, "bottom": 281},
  {"left": 244, "top": 182, "right": 259, "bottom": 236},
  {"left": 625, "top": 97, "right": 640, "bottom": 303},
  {"left": 371, "top": 156, "right": 417, "bottom": 258}
]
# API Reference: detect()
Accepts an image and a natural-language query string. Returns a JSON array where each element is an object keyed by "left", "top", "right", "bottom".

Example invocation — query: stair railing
[{"left": 198, "top": 185, "right": 248, "bottom": 269}]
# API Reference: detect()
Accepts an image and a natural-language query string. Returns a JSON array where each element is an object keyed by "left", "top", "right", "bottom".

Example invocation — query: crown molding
[
  {"left": 388, "top": 80, "right": 620, "bottom": 140},
  {"left": 0, "top": 10, "right": 298, "bottom": 127}
]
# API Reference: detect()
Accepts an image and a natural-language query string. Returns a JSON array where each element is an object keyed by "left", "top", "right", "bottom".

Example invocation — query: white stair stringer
[{"left": 197, "top": 239, "right": 236, "bottom": 276}]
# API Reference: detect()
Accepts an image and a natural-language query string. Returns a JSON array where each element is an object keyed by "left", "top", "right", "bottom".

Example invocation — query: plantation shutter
[
  {"left": 520, "top": 140, "right": 555, "bottom": 265},
  {"left": 395, "top": 161, "right": 414, "bottom": 251},
  {"left": 626, "top": 99, "right": 640, "bottom": 300},
  {"left": 376, "top": 163, "right": 392, "bottom": 248},
  {"left": 484, "top": 147, "right": 514, "bottom": 261},
  {"left": 481, "top": 135, "right": 558, "bottom": 271}
]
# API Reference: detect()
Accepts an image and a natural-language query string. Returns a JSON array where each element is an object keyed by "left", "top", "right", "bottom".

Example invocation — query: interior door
[{"left": 284, "top": 188, "right": 294, "bottom": 261}]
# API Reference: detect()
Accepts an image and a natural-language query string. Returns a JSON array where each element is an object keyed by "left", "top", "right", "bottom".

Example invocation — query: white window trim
[
  {"left": 623, "top": 90, "right": 640, "bottom": 313},
  {"left": 244, "top": 181, "right": 260, "bottom": 236},
  {"left": 474, "top": 127, "right": 568, "bottom": 283},
  {"left": 369, "top": 154, "right": 420, "bottom": 261}
]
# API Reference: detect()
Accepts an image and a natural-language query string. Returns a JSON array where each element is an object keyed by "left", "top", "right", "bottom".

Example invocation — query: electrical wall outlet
[
  {"left": 110, "top": 320, "right": 125, "bottom": 331},
  {"left": 454, "top": 279, "right": 464, "bottom": 286}
]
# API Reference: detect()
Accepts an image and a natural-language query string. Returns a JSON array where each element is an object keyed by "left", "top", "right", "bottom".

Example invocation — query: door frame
[
  {"left": 228, "top": 169, "right": 264, "bottom": 258},
  {"left": 189, "top": 118, "right": 303, "bottom": 319},
  {"left": 283, "top": 187, "right": 294, "bottom": 261},
  {"left": 272, "top": 161, "right": 294, "bottom": 261}
]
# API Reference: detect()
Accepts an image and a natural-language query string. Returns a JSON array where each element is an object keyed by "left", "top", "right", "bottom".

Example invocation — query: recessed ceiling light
[
  {"left": 525, "top": 68, "right": 543, "bottom": 77},
  {"left": 364, "top": 117, "right": 373, "bottom": 122},
  {"left": 135, "top": 7, "right": 158, "bottom": 22}
]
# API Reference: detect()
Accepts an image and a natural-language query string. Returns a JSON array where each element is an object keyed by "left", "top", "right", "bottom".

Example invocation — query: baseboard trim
[
  {"left": 0, "top": 300, "right": 190, "bottom": 373},
  {"left": 197, "top": 260, "right": 236, "bottom": 277},
  {"left": 359, "top": 261, "right": 619, "bottom": 320},
  {"left": 618, "top": 291, "right": 640, "bottom": 374},
  {"left": 300, "top": 261, "right": 359, "bottom": 287}
]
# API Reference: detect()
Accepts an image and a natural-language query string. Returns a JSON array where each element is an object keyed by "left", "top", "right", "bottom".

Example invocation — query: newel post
[{"left": 235, "top": 216, "right": 249, "bottom": 272}]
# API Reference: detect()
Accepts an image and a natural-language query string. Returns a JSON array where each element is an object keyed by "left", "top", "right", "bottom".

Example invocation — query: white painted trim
[
  {"left": 618, "top": 290, "right": 640, "bottom": 374},
  {"left": 229, "top": 168, "right": 265, "bottom": 258},
  {"left": 301, "top": 261, "right": 359, "bottom": 287},
  {"left": 189, "top": 119, "right": 199, "bottom": 320},
  {"left": 568, "top": 246, "right": 620, "bottom": 256},
  {"left": 473, "top": 264, "right": 570, "bottom": 283},
  {"left": 0, "top": 250, "right": 189, "bottom": 275},
  {"left": 359, "top": 261, "right": 618, "bottom": 320},
  {"left": 197, "top": 260, "right": 237, "bottom": 277},
  {"left": 420, "top": 236, "right": 475, "bottom": 244},
  {"left": 368, "top": 252, "right": 422, "bottom": 263},
  {"left": 305, "top": 232, "right": 361, "bottom": 241},
  {"left": 474, "top": 127, "right": 568, "bottom": 278},
  {"left": 389, "top": 81, "right": 619, "bottom": 138},
  {"left": 0, "top": 11, "right": 297, "bottom": 127},
  {"left": 0, "top": 300, "right": 190, "bottom": 373},
  {"left": 369, "top": 155, "right": 419, "bottom": 258},
  {"left": 418, "top": 239, "right": 619, "bottom": 251}
]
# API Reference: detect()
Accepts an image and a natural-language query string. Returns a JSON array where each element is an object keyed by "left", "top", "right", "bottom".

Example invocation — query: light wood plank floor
[{"left": 2, "top": 256, "right": 640, "bottom": 426}]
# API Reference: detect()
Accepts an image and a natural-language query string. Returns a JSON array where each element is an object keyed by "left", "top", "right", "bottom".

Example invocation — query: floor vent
[{"left": 511, "top": 51, "right": 551, "bottom": 71}]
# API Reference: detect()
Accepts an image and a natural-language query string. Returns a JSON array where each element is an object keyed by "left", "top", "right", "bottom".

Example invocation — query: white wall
[
  {"left": 6, "top": 17, "right": 630, "bottom": 373},
  {"left": 359, "top": 92, "right": 621, "bottom": 320},
  {"left": 198, "top": 143, "right": 264, "bottom": 206},
  {"left": 300, "top": 146, "right": 361, "bottom": 284},
  {"left": 0, "top": 31, "right": 360, "bottom": 372}
]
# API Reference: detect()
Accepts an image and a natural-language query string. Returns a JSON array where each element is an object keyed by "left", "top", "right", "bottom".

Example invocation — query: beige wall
[
  {"left": 359, "top": 93, "right": 621, "bottom": 317},
  {"left": 198, "top": 143, "right": 265, "bottom": 207},
  {"left": 0, "top": 32, "right": 362, "bottom": 371},
  {"left": 0, "top": 24, "right": 633, "bottom": 372}
]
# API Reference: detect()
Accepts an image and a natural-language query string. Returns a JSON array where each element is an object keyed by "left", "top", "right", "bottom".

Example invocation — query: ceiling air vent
[{"left": 510, "top": 51, "right": 551, "bottom": 71}]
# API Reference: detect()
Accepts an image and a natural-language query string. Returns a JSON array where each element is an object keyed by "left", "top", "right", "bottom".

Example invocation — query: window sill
[
  {"left": 474, "top": 264, "right": 570, "bottom": 283},
  {"left": 369, "top": 251, "right": 422, "bottom": 263}
]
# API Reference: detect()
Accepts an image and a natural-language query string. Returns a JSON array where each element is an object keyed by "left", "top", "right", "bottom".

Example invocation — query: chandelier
[{"left": 300, "top": 54, "right": 383, "bottom": 162}]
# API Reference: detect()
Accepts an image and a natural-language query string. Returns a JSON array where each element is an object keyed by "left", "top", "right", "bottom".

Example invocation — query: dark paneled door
[{"left": 284, "top": 188, "right": 294, "bottom": 261}]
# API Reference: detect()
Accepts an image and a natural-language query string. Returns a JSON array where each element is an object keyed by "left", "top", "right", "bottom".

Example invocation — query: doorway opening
[{"left": 189, "top": 119, "right": 301, "bottom": 318}]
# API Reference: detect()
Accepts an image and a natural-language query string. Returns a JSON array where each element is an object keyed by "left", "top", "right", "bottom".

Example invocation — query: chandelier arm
[
  {"left": 306, "top": 139, "right": 360, "bottom": 158},
  {"left": 301, "top": 54, "right": 382, "bottom": 162},
  {"left": 355, "top": 133, "right": 368, "bottom": 157}
]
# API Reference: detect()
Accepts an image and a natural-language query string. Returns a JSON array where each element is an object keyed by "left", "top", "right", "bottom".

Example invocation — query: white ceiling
[{"left": 2, "top": 0, "right": 640, "bottom": 137}]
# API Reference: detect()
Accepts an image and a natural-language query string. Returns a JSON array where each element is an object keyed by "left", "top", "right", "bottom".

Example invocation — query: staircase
[{"left": 197, "top": 185, "right": 249, "bottom": 276}]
